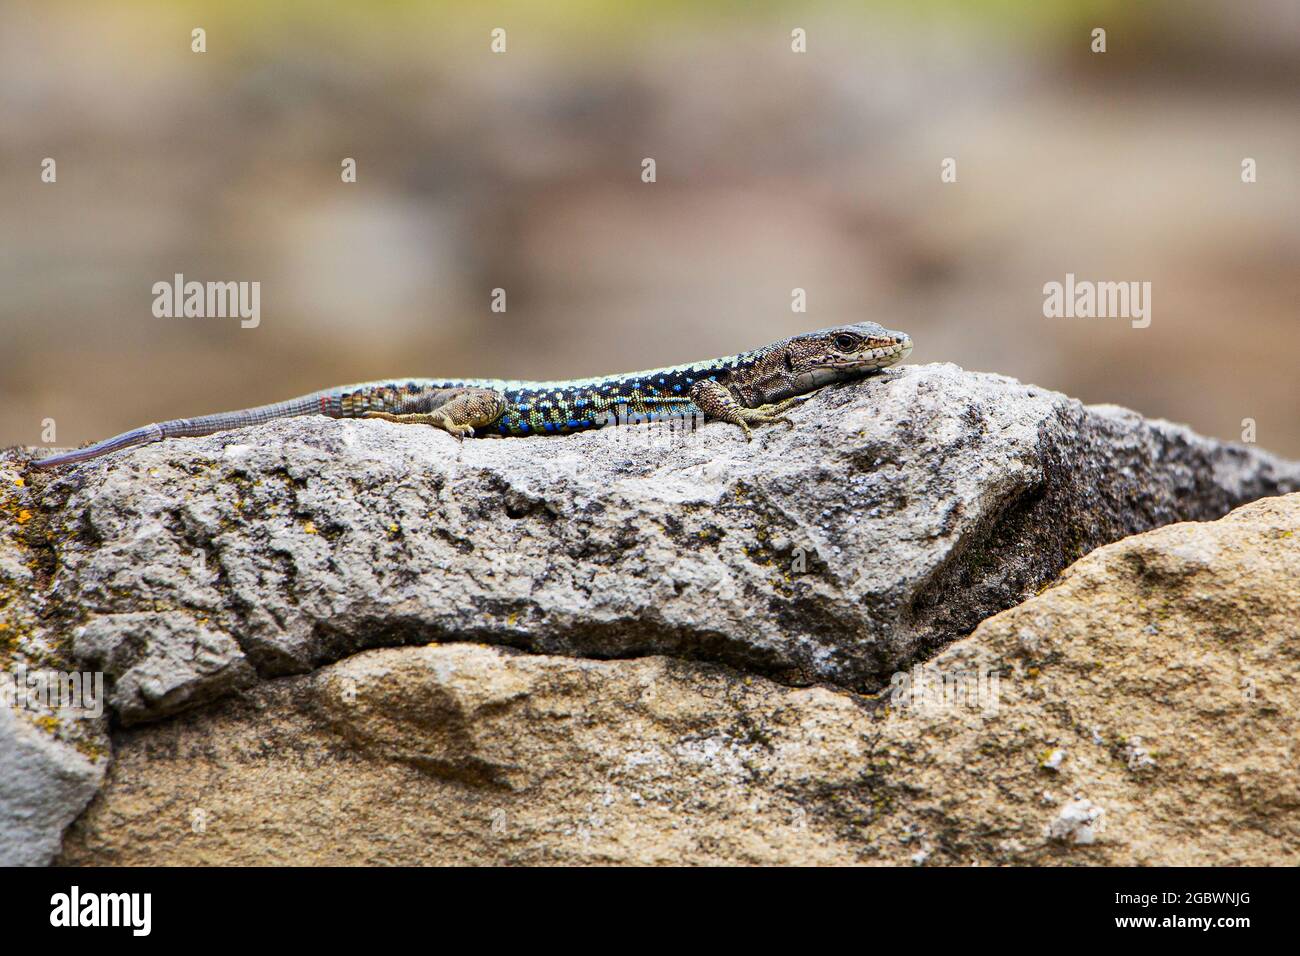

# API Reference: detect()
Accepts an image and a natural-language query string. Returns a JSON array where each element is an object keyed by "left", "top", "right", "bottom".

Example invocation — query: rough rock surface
[
  {"left": 0, "top": 460, "right": 108, "bottom": 866},
  {"left": 59, "top": 493, "right": 1300, "bottom": 865},
  {"left": 13, "top": 363, "right": 1300, "bottom": 730},
  {"left": 0, "top": 709, "right": 106, "bottom": 866}
]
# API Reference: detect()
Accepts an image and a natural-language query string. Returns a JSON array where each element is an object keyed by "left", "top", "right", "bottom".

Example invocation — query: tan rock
[{"left": 61, "top": 494, "right": 1300, "bottom": 865}]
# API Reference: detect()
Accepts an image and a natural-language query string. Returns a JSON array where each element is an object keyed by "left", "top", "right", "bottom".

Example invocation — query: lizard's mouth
[
  {"left": 793, "top": 338, "right": 912, "bottom": 390},
  {"left": 830, "top": 337, "right": 913, "bottom": 371},
  {"left": 879, "top": 337, "right": 913, "bottom": 364}
]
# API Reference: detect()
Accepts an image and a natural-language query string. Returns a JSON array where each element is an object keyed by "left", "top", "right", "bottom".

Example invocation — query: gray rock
[
  {"left": 0, "top": 456, "right": 109, "bottom": 864},
  {"left": 0, "top": 708, "right": 106, "bottom": 865},
  {"left": 17, "top": 363, "right": 1300, "bottom": 723},
  {"left": 74, "top": 612, "right": 257, "bottom": 719}
]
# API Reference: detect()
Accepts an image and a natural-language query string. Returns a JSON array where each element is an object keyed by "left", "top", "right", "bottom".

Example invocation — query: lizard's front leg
[
  {"left": 363, "top": 387, "right": 506, "bottom": 440},
  {"left": 689, "top": 380, "right": 799, "bottom": 441}
]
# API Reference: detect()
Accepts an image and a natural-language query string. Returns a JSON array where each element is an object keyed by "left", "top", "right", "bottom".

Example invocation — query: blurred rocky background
[{"left": 2, "top": 0, "right": 1297, "bottom": 452}]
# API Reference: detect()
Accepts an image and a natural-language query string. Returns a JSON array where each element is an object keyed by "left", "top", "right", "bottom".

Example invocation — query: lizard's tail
[{"left": 30, "top": 389, "right": 347, "bottom": 469}]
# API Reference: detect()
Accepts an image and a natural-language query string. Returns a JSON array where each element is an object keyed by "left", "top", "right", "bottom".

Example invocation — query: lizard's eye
[{"left": 833, "top": 333, "right": 858, "bottom": 352}]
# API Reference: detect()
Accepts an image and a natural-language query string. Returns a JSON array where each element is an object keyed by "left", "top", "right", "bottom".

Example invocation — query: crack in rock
[{"left": 13, "top": 363, "right": 1300, "bottom": 728}]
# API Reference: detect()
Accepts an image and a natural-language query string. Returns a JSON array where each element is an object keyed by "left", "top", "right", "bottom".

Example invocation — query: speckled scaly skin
[{"left": 31, "top": 322, "right": 912, "bottom": 468}]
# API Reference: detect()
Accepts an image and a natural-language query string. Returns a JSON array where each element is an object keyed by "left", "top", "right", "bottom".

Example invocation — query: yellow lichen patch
[
  {"left": 31, "top": 714, "right": 61, "bottom": 735},
  {"left": 13, "top": 477, "right": 24, "bottom": 487},
  {"left": 302, "top": 521, "right": 318, "bottom": 535},
  {"left": 74, "top": 737, "right": 109, "bottom": 761},
  {"left": 16, "top": 509, "right": 32, "bottom": 525}
]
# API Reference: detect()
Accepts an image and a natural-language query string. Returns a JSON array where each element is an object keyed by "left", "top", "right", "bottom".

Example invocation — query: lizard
[{"left": 29, "top": 322, "right": 912, "bottom": 468}]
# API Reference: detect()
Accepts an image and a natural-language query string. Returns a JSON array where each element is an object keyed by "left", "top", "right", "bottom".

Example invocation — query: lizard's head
[{"left": 780, "top": 322, "right": 913, "bottom": 389}]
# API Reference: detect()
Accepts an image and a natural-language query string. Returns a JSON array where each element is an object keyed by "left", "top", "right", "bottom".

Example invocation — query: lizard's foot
[
  {"left": 363, "top": 387, "right": 505, "bottom": 441},
  {"left": 718, "top": 408, "right": 794, "bottom": 441},
  {"left": 364, "top": 411, "right": 423, "bottom": 423},
  {"left": 738, "top": 409, "right": 794, "bottom": 430},
  {"left": 754, "top": 394, "right": 815, "bottom": 416},
  {"left": 689, "top": 378, "right": 802, "bottom": 441},
  {"left": 364, "top": 411, "right": 478, "bottom": 441}
]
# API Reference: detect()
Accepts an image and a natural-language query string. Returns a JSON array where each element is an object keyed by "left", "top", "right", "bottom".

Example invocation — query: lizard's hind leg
[{"left": 364, "top": 387, "right": 506, "bottom": 440}]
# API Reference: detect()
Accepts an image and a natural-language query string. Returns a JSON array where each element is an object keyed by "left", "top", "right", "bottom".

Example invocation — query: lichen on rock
[
  {"left": 5, "top": 364, "right": 1300, "bottom": 865},
  {"left": 20, "top": 364, "right": 1300, "bottom": 724}
]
